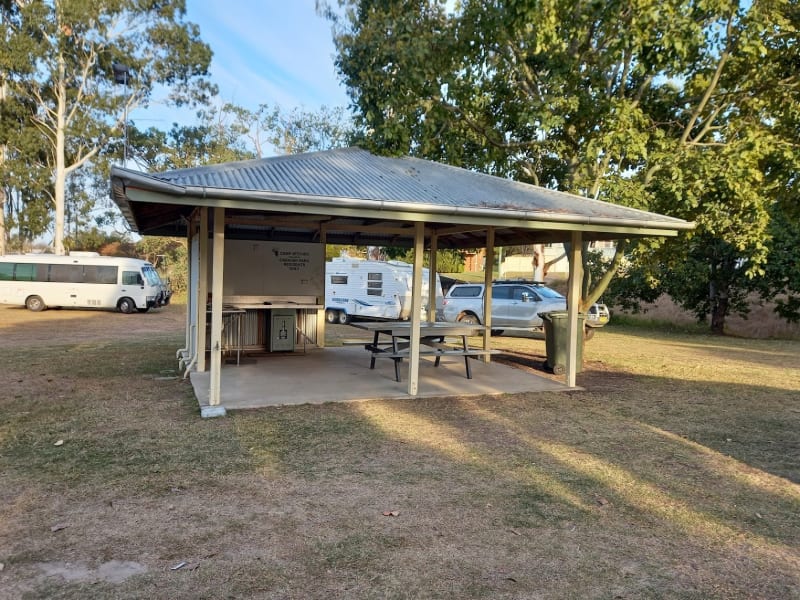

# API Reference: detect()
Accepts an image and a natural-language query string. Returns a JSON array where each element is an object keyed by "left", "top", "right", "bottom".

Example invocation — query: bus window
[
  {"left": 0, "top": 263, "right": 12, "bottom": 280},
  {"left": 84, "top": 265, "right": 118, "bottom": 284},
  {"left": 141, "top": 265, "right": 162, "bottom": 286},
  {"left": 14, "top": 263, "right": 37, "bottom": 281},
  {"left": 122, "top": 271, "right": 143, "bottom": 285},
  {"left": 50, "top": 264, "right": 83, "bottom": 283},
  {"left": 35, "top": 264, "right": 48, "bottom": 281}
]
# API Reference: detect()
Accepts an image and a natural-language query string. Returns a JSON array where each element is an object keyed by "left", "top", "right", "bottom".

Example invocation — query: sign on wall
[{"left": 210, "top": 240, "right": 325, "bottom": 297}]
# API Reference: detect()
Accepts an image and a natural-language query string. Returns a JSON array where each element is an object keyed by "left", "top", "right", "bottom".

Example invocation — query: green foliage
[
  {"left": 382, "top": 247, "right": 464, "bottom": 272},
  {"left": 129, "top": 101, "right": 357, "bottom": 171},
  {"left": 0, "top": 0, "right": 215, "bottom": 253},
  {"left": 227, "top": 103, "right": 357, "bottom": 156},
  {"left": 663, "top": 235, "right": 755, "bottom": 334},
  {"left": 602, "top": 247, "right": 664, "bottom": 315},
  {"left": 433, "top": 249, "right": 465, "bottom": 273},
  {"left": 63, "top": 227, "right": 134, "bottom": 255},
  {"left": 326, "top": 245, "right": 364, "bottom": 260},
  {"left": 325, "top": 0, "right": 800, "bottom": 334},
  {"left": 607, "top": 217, "right": 800, "bottom": 331},
  {"left": 753, "top": 207, "right": 800, "bottom": 323},
  {"left": 130, "top": 108, "right": 255, "bottom": 172}
]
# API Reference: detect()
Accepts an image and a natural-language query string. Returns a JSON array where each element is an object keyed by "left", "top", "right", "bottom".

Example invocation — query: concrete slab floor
[{"left": 190, "top": 345, "right": 574, "bottom": 411}]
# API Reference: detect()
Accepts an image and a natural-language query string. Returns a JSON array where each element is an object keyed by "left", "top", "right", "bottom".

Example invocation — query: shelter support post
[
  {"left": 407, "top": 221, "right": 425, "bottom": 396},
  {"left": 317, "top": 227, "right": 327, "bottom": 348},
  {"left": 204, "top": 207, "right": 227, "bottom": 418},
  {"left": 428, "top": 233, "right": 438, "bottom": 322},
  {"left": 184, "top": 220, "right": 193, "bottom": 353},
  {"left": 483, "top": 228, "right": 495, "bottom": 362},
  {"left": 566, "top": 231, "right": 582, "bottom": 388},
  {"left": 196, "top": 208, "right": 209, "bottom": 372}
]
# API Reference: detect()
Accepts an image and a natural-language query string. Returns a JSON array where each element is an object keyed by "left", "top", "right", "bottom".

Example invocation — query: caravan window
[
  {"left": 367, "top": 272, "right": 382, "bottom": 296},
  {"left": 330, "top": 275, "right": 348, "bottom": 285}
]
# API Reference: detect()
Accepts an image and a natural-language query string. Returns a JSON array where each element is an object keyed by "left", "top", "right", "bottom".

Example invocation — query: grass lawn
[{"left": 0, "top": 304, "right": 798, "bottom": 599}]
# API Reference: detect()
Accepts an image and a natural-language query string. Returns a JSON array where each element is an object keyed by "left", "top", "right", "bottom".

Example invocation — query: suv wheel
[{"left": 457, "top": 313, "right": 480, "bottom": 325}]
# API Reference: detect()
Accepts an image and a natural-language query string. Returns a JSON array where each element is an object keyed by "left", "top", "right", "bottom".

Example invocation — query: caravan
[{"left": 325, "top": 257, "right": 443, "bottom": 324}]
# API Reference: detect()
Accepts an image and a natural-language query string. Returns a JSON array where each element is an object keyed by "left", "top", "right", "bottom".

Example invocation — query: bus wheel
[
  {"left": 325, "top": 309, "right": 338, "bottom": 324},
  {"left": 337, "top": 311, "right": 350, "bottom": 325},
  {"left": 26, "top": 295, "right": 47, "bottom": 312},
  {"left": 118, "top": 297, "right": 136, "bottom": 314}
]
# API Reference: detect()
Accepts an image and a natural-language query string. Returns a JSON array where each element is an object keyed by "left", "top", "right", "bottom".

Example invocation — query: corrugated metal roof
[
  {"left": 110, "top": 147, "right": 693, "bottom": 244},
  {"left": 144, "top": 147, "right": 686, "bottom": 226}
]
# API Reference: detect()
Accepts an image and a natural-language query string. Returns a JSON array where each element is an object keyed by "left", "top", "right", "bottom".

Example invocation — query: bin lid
[{"left": 538, "top": 311, "right": 585, "bottom": 320}]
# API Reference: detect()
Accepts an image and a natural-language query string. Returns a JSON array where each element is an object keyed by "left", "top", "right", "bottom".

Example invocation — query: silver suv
[{"left": 441, "top": 280, "right": 610, "bottom": 335}]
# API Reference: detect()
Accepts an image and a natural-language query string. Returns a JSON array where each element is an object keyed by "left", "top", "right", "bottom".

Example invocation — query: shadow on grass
[
  {"left": 2, "top": 329, "right": 799, "bottom": 599},
  {"left": 228, "top": 381, "right": 800, "bottom": 597}
]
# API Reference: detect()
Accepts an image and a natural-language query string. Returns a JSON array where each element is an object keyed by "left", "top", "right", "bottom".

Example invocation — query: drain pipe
[
  {"left": 175, "top": 215, "right": 194, "bottom": 363},
  {"left": 174, "top": 213, "right": 200, "bottom": 377},
  {"left": 181, "top": 323, "right": 198, "bottom": 378}
]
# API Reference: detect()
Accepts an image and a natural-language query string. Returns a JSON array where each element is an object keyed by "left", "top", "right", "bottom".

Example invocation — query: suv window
[
  {"left": 512, "top": 286, "right": 538, "bottom": 301},
  {"left": 534, "top": 285, "right": 564, "bottom": 300},
  {"left": 491, "top": 286, "right": 511, "bottom": 300},
  {"left": 449, "top": 285, "right": 482, "bottom": 298}
]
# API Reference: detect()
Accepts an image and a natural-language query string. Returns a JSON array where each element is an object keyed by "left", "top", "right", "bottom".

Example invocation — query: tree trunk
[
  {"left": 710, "top": 294, "right": 728, "bottom": 335},
  {"left": 0, "top": 190, "right": 6, "bottom": 256},
  {"left": 54, "top": 89, "right": 67, "bottom": 255},
  {"left": 532, "top": 244, "right": 545, "bottom": 281},
  {"left": 0, "top": 82, "right": 5, "bottom": 256}
]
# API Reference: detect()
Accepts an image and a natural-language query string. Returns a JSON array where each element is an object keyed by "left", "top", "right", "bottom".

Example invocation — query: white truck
[{"left": 324, "top": 257, "right": 443, "bottom": 324}]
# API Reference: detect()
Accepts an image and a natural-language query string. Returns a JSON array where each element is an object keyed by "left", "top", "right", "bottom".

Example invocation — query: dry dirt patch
[{"left": 0, "top": 303, "right": 184, "bottom": 349}]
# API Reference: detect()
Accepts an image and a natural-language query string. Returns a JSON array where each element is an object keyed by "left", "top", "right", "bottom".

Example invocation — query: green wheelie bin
[{"left": 539, "top": 311, "right": 585, "bottom": 375}]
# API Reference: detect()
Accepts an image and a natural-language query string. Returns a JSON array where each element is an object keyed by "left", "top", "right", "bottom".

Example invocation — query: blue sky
[{"left": 139, "top": 1, "right": 350, "bottom": 129}]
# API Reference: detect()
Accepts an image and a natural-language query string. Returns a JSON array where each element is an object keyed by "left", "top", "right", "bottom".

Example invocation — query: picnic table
[{"left": 349, "top": 321, "right": 495, "bottom": 382}]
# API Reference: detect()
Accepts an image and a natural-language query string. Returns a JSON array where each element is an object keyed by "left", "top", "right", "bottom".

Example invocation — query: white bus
[{"left": 0, "top": 253, "right": 171, "bottom": 313}]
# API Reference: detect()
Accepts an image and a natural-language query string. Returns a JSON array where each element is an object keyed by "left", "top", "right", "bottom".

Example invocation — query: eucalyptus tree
[
  {"left": 225, "top": 102, "right": 356, "bottom": 157},
  {"left": 0, "top": 86, "right": 53, "bottom": 250},
  {"left": 323, "top": 0, "right": 800, "bottom": 333},
  {"left": 129, "top": 101, "right": 357, "bottom": 173},
  {"left": 129, "top": 106, "right": 255, "bottom": 173},
  {"left": 0, "top": 0, "right": 215, "bottom": 254}
]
